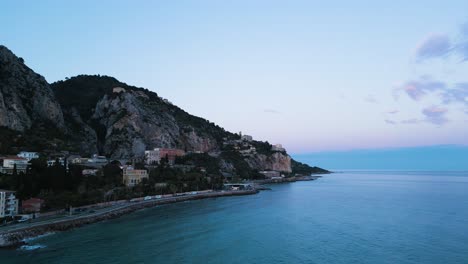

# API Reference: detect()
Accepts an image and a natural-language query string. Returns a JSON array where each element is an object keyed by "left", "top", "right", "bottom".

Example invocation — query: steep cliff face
[
  {"left": 245, "top": 152, "right": 292, "bottom": 173},
  {"left": 91, "top": 89, "right": 219, "bottom": 158},
  {"left": 0, "top": 46, "right": 64, "bottom": 132}
]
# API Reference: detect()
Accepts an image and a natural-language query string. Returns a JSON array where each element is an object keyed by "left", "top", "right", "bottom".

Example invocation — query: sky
[
  {"left": 294, "top": 145, "right": 468, "bottom": 171},
  {"left": 2, "top": 1, "right": 468, "bottom": 168}
]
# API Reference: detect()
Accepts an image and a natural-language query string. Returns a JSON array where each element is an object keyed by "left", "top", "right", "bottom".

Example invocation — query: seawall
[{"left": 0, "top": 190, "right": 257, "bottom": 248}]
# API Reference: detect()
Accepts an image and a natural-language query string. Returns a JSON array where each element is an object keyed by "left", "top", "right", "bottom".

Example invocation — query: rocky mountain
[
  {"left": 52, "top": 75, "right": 229, "bottom": 158},
  {"left": 0, "top": 45, "right": 326, "bottom": 176},
  {"left": 0, "top": 46, "right": 64, "bottom": 132}
]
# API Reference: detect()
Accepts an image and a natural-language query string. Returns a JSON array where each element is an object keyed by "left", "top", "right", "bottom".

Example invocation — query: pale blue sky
[
  {"left": 2, "top": 0, "right": 468, "bottom": 155},
  {"left": 294, "top": 145, "right": 468, "bottom": 170}
]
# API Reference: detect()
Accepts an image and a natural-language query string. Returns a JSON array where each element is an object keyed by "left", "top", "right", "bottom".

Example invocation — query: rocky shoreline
[
  {"left": 0, "top": 189, "right": 257, "bottom": 248},
  {"left": 254, "top": 175, "right": 323, "bottom": 185}
]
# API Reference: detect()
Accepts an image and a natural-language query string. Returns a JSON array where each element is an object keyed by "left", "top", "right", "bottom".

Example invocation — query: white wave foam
[
  {"left": 22, "top": 232, "right": 55, "bottom": 243},
  {"left": 19, "top": 244, "right": 46, "bottom": 251}
]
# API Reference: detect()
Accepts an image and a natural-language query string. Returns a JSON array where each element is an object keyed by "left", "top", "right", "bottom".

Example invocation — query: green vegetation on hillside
[
  {"left": 52, "top": 75, "right": 135, "bottom": 120},
  {"left": 0, "top": 157, "right": 225, "bottom": 210},
  {"left": 291, "top": 159, "right": 330, "bottom": 175},
  {"left": 0, "top": 124, "right": 70, "bottom": 154}
]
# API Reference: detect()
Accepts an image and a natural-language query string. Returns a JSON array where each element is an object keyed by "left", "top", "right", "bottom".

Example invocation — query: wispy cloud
[
  {"left": 364, "top": 94, "right": 378, "bottom": 104},
  {"left": 414, "top": 23, "right": 468, "bottom": 62},
  {"left": 383, "top": 118, "right": 424, "bottom": 125},
  {"left": 414, "top": 33, "right": 451, "bottom": 61},
  {"left": 422, "top": 105, "right": 449, "bottom": 125},
  {"left": 383, "top": 106, "right": 450, "bottom": 126},
  {"left": 396, "top": 76, "right": 446, "bottom": 101},
  {"left": 457, "top": 22, "right": 468, "bottom": 61},
  {"left": 264, "top": 109, "right": 281, "bottom": 114},
  {"left": 441, "top": 82, "right": 468, "bottom": 105},
  {"left": 400, "top": 118, "right": 421, "bottom": 125},
  {"left": 386, "top": 110, "right": 399, "bottom": 114}
]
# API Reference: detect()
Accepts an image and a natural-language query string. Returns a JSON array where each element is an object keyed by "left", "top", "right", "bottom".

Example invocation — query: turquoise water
[{"left": 1, "top": 171, "right": 468, "bottom": 263}]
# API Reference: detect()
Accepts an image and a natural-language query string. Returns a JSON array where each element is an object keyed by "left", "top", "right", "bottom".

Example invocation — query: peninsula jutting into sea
[{"left": 0, "top": 45, "right": 328, "bottom": 247}]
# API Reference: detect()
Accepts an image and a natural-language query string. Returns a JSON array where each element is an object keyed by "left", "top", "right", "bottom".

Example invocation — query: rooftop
[
  {"left": 0, "top": 156, "right": 27, "bottom": 160},
  {"left": 0, "top": 189, "right": 15, "bottom": 193}
]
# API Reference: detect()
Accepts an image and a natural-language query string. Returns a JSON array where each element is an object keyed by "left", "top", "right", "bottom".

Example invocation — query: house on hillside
[
  {"left": 17, "top": 151, "right": 39, "bottom": 161},
  {"left": 259, "top": 170, "right": 282, "bottom": 179},
  {"left": 241, "top": 135, "right": 253, "bottom": 141},
  {"left": 66, "top": 155, "right": 82, "bottom": 164},
  {"left": 271, "top": 144, "right": 286, "bottom": 152},
  {"left": 113, "top": 87, "right": 126, "bottom": 93},
  {"left": 144, "top": 148, "right": 185, "bottom": 165},
  {"left": 123, "top": 166, "right": 148, "bottom": 187},
  {"left": 0, "top": 156, "right": 28, "bottom": 174},
  {"left": 89, "top": 154, "right": 108, "bottom": 164},
  {"left": 21, "top": 198, "right": 44, "bottom": 213},
  {"left": 82, "top": 169, "right": 99, "bottom": 176},
  {"left": 47, "top": 157, "right": 65, "bottom": 167}
]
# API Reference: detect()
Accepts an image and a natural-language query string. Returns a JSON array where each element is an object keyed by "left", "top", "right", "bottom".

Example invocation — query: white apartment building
[
  {"left": 0, "top": 190, "right": 19, "bottom": 218},
  {"left": 145, "top": 149, "right": 161, "bottom": 165}
]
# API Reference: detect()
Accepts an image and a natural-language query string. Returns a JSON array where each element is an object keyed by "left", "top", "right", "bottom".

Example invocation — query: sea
[{"left": 1, "top": 171, "right": 468, "bottom": 264}]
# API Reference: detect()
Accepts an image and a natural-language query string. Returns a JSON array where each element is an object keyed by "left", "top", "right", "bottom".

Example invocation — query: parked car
[{"left": 144, "top": 196, "right": 152, "bottom": 201}]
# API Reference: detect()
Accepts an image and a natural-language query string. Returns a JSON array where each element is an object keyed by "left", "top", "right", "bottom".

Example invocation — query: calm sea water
[{"left": 2, "top": 171, "right": 468, "bottom": 264}]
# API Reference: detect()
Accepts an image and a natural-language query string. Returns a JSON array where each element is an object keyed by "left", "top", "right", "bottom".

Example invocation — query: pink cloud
[
  {"left": 396, "top": 77, "right": 446, "bottom": 101},
  {"left": 422, "top": 105, "right": 449, "bottom": 125}
]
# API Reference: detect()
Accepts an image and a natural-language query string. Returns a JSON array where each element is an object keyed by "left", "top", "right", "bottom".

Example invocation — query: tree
[{"left": 169, "top": 184, "right": 178, "bottom": 194}]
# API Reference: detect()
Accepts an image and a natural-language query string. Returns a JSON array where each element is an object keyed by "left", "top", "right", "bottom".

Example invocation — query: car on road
[{"left": 144, "top": 196, "right": 152, "bottom": 201}]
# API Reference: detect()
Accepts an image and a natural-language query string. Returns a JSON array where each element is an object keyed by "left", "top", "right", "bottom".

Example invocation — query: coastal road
[{"left": 0, "top": 190, "right": 252, "bottom": 235}]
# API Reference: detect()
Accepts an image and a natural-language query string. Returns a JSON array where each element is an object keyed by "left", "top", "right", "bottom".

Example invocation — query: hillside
[
  {"left": 51, "top": 75, "right": 234, "bottom": 158},
  {"left": 0, "top": 46, "right": 67, "bottom": 153},
  {"left": 0, "top": 45, "right": 327, "bottom": 177}
]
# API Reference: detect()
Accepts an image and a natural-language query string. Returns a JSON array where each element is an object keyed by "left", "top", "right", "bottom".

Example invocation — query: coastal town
[
  {"left": 0, "top": 138, "right": 325, "bottom": 247},
  {"left": 0, "top": 135, "right": 321, "bottom": 232}
]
